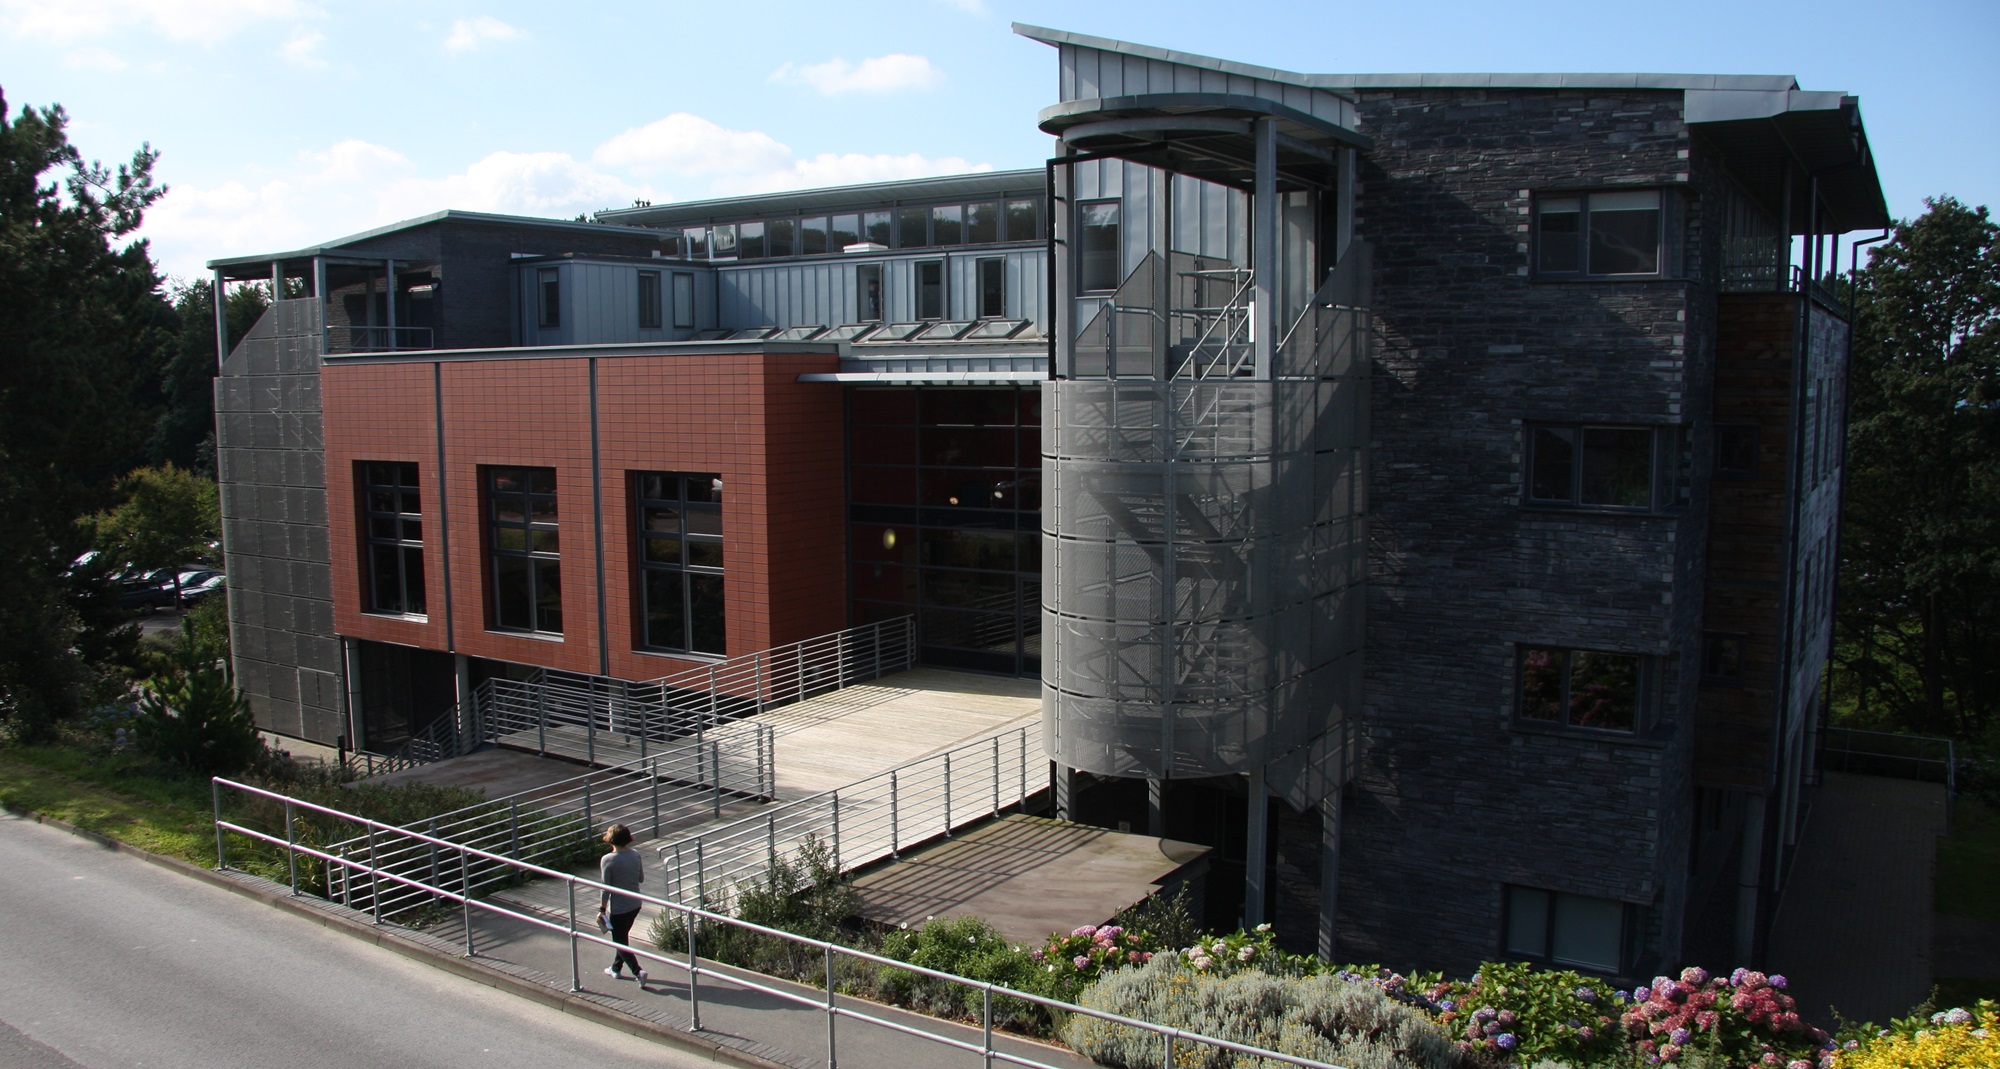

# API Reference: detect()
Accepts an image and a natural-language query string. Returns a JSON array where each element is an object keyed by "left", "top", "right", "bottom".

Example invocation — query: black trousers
[{"left": 609, "top": 907, "right": 642, "bottom": 975}]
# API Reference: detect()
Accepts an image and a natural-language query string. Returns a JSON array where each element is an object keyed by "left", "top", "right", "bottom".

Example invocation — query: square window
[
  {"left": 1703, "top": 631, "right": 1745, "bottom": 683},
  {"left": 1716, "top": 424, "right": 1759, "bottom": 478},
  {"left": 1518, "top": 645, "right": 1646, "bottom": 733},
  {"left": 361, "top": 461, "right": 424, "bottom": 615},
  {"left": 767, "top": 217, "right": 795, "bottom": 257},
  {"left": 1525, "top": 423, "right": 1668, "bottom": 511},
  {"left": 1504, "top": 885, "right": 1630, "bottom": 973},
  {"left": 1535, "top": 190, "right": 1665, "bottom": 278}
]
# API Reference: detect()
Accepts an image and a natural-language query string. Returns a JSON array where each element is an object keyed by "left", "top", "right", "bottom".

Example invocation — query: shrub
[
  {"left": 1429, "top": 960, "right": 1625, "bottom": 1066},
  {"left": 877, "top": 915, "right": 1042, "bottom": 1026},
  {"left": 133, "top": 640, "right": 260, "bottom": 779},
  {"left": 1066, "top": 954, "right": 1468, "bottom": 1069},
  {"left": 650, "top": 833, "right": 862, "bottom": 984},
  {"left": 1833, "top": 1002, "right": 2000, "bottom": 1069},
  {"left": 1025, "top": 922, "right": 1159, "bottom": 1003},
  {"left": 1620, "top": 967, "right": 1833, "bottom": 1069}
]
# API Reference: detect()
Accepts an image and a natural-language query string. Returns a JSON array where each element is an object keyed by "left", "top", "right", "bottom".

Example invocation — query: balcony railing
[{"left": 327, "top": 324, "right": 434, "bottom": 353}]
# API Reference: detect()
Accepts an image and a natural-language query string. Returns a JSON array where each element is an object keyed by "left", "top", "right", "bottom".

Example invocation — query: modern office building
[{"left": 208, "top": 24, "right": 1886, "bottom": 978}]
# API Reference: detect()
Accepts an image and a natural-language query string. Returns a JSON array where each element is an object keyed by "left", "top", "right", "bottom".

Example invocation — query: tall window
[
  {"left": 537, "top": 268, "right": 560, "bottom": 328},
  {"left": 916, "top": 261, "right": 945, "bottom": 319},
  {"left": 1526, "top": 424, "right": 1670, "bottom": 511},
  {"left": 488, "top": 467, "right": 561, "bottom": 634},
  {"left": 1078, "top": 200, "right": 1122, "bottom": 292},
  {"left": 1536, "top": 190, "right": 1664, "bottom": 277},
  {"left": 1504, "top": 885, "right": 1631, "bottom": 973},
  {"left": 738, "top": 220, "right": 766, "bottom": 259},
  {"left": 977, "top": 258, "right": 1006, "bottom": 318},
  {"left": 801, "top": 217, "right": 829, "bottom": 256},
  {"left": 966, "top": 201, "right": 999, "bottom": 244},
  {"left": 1005, "top": 198, "right": 1039, "bottom": 243},
  {"left": 637, "top": 472, "right": 725, "bottom": 656},
  {"left": 931, "top": 204, "right": 963, "bottom": 245},
  {"left": 831, "top": 214, "right": 860, "bottom": 250},
  {"left": 898, "top": 206, "right": 930, "bottom": 248},
  {"left": 1519, "top": 646, "right": 1645, "bottom": 733},
  {"left": 362, "top": 462, "right": 424, "bottom": 615},
  {"left": 638, "top": 271, "right": 663, "bottom": 329},
  {"left": 857, "top": 264, "right": 884, "bottom": 321},
  {"left": 672, "top": 273, "right": 696, "bottom": 329}
]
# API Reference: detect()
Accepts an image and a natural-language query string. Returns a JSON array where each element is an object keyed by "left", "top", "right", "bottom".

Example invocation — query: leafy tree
[
  {"left": 1835, "top": 196, "right": 2000, "bottom": 742},
  {"left": 0, "top": 92, "right": 171, "bottom": 742},
  {"left": 151, "top": 279, "right": 272, "bottom": 472},
  {"left": 87, "top": 463, "right": 220, "bottom": 603}
]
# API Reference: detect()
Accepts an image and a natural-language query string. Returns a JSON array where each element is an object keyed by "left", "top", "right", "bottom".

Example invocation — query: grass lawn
[
  {"left": 1936, "top": 795, "right": 2000, "bottom": 923},
  {"left": 0, "top": 746, "right": 218, "bottom": 868}
]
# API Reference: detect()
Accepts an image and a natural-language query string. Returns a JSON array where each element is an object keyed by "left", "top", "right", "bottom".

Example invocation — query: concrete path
[
  {"left": 1767, "top": 771, "right": 1949, "bottom": 1025},
  {"left": 0, "top": 812, "right": 729, "bottom": 1069}
]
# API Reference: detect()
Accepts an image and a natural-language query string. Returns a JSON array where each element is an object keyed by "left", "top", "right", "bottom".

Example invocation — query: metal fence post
[
  {"left": 767, "top": 812, "right": 777, "bottom": 868},
  {"left": 211, "top": 780, "right": 226, "bottom": 870},
  {"left": 284, "top": 798, "right": 297, "bottom": 894},
  {"left": 992, "top": 736, "right": 1002, "bottom": 816},
  {"left": 536, "top": 683, "right": 547, "bottom": 756},
  {"left": 1163, "top": 1030, "right": 1174, "bottom": 1067},
  {"left": 943, "top": 753, "right": 953, "bottom": 839},
  {"left": 367, "top": 825, "right": 382, "bottom": 924},
  {"left": 686, "top": 903, "right": 702, "bottom": 1031},
  {"left": 711, "top": 742, "right": 722, "bottom": 818},
  {"left": 461, "top": 851, "right": 476, "bottom": 957},
  {"left": 890, "top": 771, "right": 900, "bottom": 858},
  {"left": 584, "top": 780, "right": 593, "bottom": 832},
  {"left": 756, "top": 731, "right": 767, "bottom": 801},
  {"left": 695, "top": 839, "right": 706, "bottom": 905},
  {"left": 587, "top": 688, "right": 597, "bottom": 765},
  {"left": 650, "top": 759, "right": 662, "bottom": 839},
  {"left": 825, "top": 943, "right": 838, "bottom": 1069},
  {"left": 509, "top": 800, "right": 521, "bottom": 858},
  {"left": 755, "top": 653, "right": 764, "bottom": 715},
  {"left": 567, "top": 881, "right": 581, "bottom": 992},
  {"left": 427, "top": 817, "right": 439, "bottom": 895},
  {"left": 983, "top": 987, "right": 995, "bottom": 1069},
  {"left": 831, "top": 794, "right": 841, "bottom": 871},
  {"left": 1020, "top": 728, "right": 1028, "bottom": 812}
]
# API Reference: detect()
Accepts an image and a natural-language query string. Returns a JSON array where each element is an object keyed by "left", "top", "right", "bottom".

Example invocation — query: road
[{"left": 0, "top": 813, "right": 739, "bottom": 1069}]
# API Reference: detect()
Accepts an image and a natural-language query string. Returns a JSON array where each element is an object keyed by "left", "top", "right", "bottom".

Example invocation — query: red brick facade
[{"left": 323, "top": 347, "right": 847, "bottom": 681}]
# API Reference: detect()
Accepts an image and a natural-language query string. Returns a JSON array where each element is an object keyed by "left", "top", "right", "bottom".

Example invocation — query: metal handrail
[
  {"left": 211, "top": 775, "right": 1350, "bottom": 1069},
  {"left": 327, "top": 324, "right": 435, "bottom": 352},
  {"left": 352, "top": 704, "right": 464, "bottom": 777},
  {"left": 656, "top": 723, "right": 1041, "bottom": 912},
  {"left": 1819, "top": 727, "right": 1957, "bottom": 822}
]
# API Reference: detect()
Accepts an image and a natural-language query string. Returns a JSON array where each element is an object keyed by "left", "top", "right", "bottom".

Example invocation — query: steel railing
[
  {"left": 211, "top": 775, "right": 1350, "bottom": 1069},
  {"left": 351, "top": 705, "right": 465, "bottom": 777},
  {"left": 474, "top": 617, "right": 913, "bottom": 776},
  {"left": 327, "top": 324, "right": 435, "bottom": 352},
  {"left": 1820, "top": 727, "right": 1957, "bottom": 822},
  {"left": 322, "top": 746, "right": 773, "bottom": 919},
  {"left": 657, "top": 723, "right": 1041, "bottom": 912}
]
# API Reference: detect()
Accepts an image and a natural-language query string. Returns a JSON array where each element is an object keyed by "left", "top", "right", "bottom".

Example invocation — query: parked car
[
  {"left": 179, "top": 573, "right": 227, "bottom": 606},
  {"left": 117, "top": 572, "right": 176, "bottom": 614}
]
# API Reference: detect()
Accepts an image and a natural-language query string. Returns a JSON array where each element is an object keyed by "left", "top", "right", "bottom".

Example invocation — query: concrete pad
[{"left": 850, "top": 814, "right": 1210, "bottom": 945}]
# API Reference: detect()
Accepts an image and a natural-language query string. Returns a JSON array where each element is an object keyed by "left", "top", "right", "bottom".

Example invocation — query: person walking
[{"left": 598, "top": 823, "right": 647, "bottom": 985}]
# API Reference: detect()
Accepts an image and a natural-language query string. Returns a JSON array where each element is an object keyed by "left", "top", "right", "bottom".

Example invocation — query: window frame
[
  {"left": 1524, "top": 422, "right": 1683, "bottom": 513},
  {"left": 1701, "top": 630, "right": 1747, "bottom": 686},
  {"left": 636, "top": 471, "right": 726, "bottom": 657},
  {"left": 1076, "top": 199, "right": 1123, "bottom": 294},
  {"left": 361, "top": 461, "right": 425, "bottom": 616},
  {"left": 637, "top": 270, "right": 663, "bottom": 330},
  {"left": 856, "top": 263, "right": 884, "bottom": 322},
  {"left": 1715, "top": 423, "right": 1759, "bottom": 480},
  {"left": 976, "top": 257, "right": 1006, "bottom": 319},
  {"left": 915, "top": 260, "right": 945, "bottom": 320},
  {"left": 1502, "top": 884, "right": 1635, "bottom": 974},
  {"left": 1533, "top": 189, "right": 1670, "bottom": 280},
  {"left": 671, "top": 273, "right": 696, "bottom": 330},
  {"left": 1516, "top": 644, "right": 1652, "bottom": 735},
  {"left": 486, "top": 466, "right": 562, "bottom": 635},
  {"left": 536, "top": 268, "right": 560, "bottom": 328}
]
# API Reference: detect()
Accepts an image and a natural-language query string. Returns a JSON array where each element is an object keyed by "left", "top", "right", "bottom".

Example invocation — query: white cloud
[
  {"left": 769, "top": 53, "right": 943, "bottom": 96},
  {"left": 141, "top": 139, "right": 647, "bottom": 281},
  {"left": 62, "top": 46, "right": 126, "bottom": 71},
  {"left": 443, "top": 14, "right": 522, "bottom": 53},
  {"left": 594, "top": 113, "right": 792, "bottom": 177},
  {"left": 732, "top": 152, "right": 991, "bottom": 196},
  {"left": 0, "top": 0, "right": 315, "bottom": 43},
  {"left": 139, "top": 112, "right": 993, "bottom": 281},
  {"left": 279, "top": 28, "right": 324, "bottom": 67}
]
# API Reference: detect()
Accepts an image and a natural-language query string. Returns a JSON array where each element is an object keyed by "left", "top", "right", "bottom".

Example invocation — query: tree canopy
[
  {"left": 1835, "top": 196, "right": 2000, "bottom": 743},
  {"left": 0, "top": 91, "right": 174, "bottom": 741}
]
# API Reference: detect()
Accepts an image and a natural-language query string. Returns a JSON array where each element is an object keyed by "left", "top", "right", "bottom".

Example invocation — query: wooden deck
[{"left": 760, "top": 667, "right": 1039, "bottom": 797}]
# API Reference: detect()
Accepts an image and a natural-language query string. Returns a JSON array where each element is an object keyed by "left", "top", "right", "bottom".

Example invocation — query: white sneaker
[
  {"left": 635, "top": 968, "right": 648, "bottom": 985},
  {"left": 604, "top": 967, "right": 622, "bottom": 979}
]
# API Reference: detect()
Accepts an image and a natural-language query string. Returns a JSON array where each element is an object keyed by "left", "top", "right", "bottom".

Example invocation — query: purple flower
[
  {"left": 1731, "top": 968, "right": 1749, "bottom": 986},
  {"left": 1496, "top": 1034, "right": 1517, "bottom": 1051},
  {"left": 1497, "top": 1010, "right": 1518, "bottom": 1027},
  {"left": 1439, "top": 1000, "right": 1456, "bottom": 1012},
  {"left": 1634, "top": 986, "right": 1652, "bottom": 1002},
  {"left": 1671, "top": 1028, "right": 1691, "bottom": 1045},
  {"left": 1615, "top": 990, "right": 1630, "bottom": 1002},
  {"left": 1945, "top": 1007, "right": 1975, "bottom": 1025},
  {"left": 1681, "top": 967, "right": 1709, "bottom": 986},
  {"left": 1769, "top": 974, "right": 1788, "bottom": 989},
  {"left": 1474, "top": 1007, "right": 1498, "bottom": 1023},
  {"left": 1072, "top": 955, "right": 1089, "bottom": 969},
  {"left": 1575, "top": 986, "right": 1597, "bottom": 1001}
]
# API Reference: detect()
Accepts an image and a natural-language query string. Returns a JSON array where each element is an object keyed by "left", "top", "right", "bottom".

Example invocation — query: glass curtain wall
[{"left": 847, "top": 386, "right": 1042, "bottom": 675}]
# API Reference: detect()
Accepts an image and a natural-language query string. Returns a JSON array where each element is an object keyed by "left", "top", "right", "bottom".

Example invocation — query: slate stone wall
[{"left": 1320, "top": 87, "right": 1713, "bottom": 976}]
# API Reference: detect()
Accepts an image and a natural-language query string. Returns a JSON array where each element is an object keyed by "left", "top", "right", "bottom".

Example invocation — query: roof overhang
[
  {"left": 1038, "top": 93, "right": 1369, "bottom": 192},
  {"left": 1689, "top": 90, "right": 1888, "bottom": 233}
]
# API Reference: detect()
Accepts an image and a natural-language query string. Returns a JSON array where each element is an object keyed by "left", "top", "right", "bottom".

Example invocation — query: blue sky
[{"left": 1, "top": 0, "right": 1992, "bottom": 283}]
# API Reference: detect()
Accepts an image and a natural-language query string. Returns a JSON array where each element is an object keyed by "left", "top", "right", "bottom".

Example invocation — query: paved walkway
[{"left": 1767, "top": 771, "right": 1949, "bottom": 1025}]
